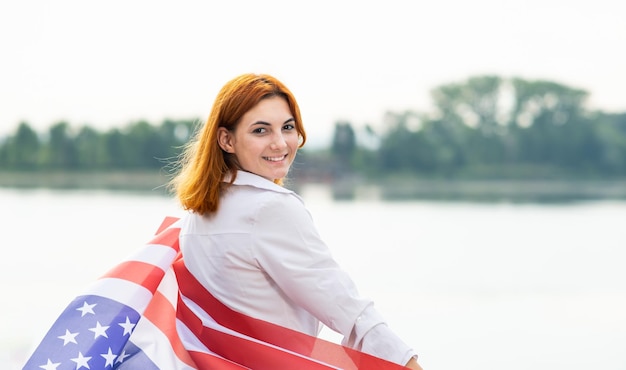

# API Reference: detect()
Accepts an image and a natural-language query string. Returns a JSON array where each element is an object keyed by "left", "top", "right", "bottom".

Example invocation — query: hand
[{"left": 405, "top": 357, "right": 423, "bottom": 370}]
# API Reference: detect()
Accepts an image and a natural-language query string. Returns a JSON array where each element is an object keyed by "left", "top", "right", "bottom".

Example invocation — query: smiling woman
[
  {"left": 217, "top": 97, "right": 300, "bottom": 182},
  {"left": 170, "top": 74, "right": 307, "bottom": 215},
  {"left": 166, "top": 73, "right": 423, "bottom": 369}
]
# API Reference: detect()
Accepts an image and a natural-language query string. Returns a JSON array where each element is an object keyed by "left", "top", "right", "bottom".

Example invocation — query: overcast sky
[{"left": 1, "top": 0, "right": 624, "bottom": 146}]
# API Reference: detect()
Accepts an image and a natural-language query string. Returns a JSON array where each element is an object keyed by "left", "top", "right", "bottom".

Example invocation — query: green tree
[
  {"left": 588, "top": 112, "right": 626, "bottom": 174},
  {"left": 43, "top": 121, "right": 79, "bottom": 169},
  {"left": 103, "top": 128, "right": 128, "bottom": 168},
  {"left": 510, "top": 79, "right": 592, "bottom": 168},
  {"left": 430, "top": 76, "right": 511, "bottom": 165},
  {"left": 75, "top": 125, "right": 106, "bottom": 169},
  {"left": 124, "top": 121, "right": 163, "bottom": 168},
  {"left": 158, "top": 119, "right": 195, "bottom": 162},
  {"left": 432, "top": 76, "right": 507, "bottom": 134},
  {"left": 331, "top": 121, "right": 356, "bottom": 174},
  {"left": 4, "top": 122, "right": 41, "bottom": 169},
  {"left": 377, "top": 111, "right": 447, "bottom": 173}
]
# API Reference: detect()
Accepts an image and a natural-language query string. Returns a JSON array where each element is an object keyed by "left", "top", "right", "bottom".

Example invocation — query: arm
[
  {"left": 251, "top": 194, "right": 371, "bottom": 335},
  {"left": 406, "top": 357, "right": 423, "bottom": 370},
  {"left": 252, "top": 193, "right": 418, "bottom": 365}
]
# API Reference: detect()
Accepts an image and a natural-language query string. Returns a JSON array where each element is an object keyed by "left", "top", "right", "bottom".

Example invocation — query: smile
[{"left": 263, "top": 155, "right": 287, "bottom": 162}]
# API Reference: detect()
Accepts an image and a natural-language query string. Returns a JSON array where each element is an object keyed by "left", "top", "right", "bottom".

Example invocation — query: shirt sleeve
[
  {"left": 349, "top": 305, "right": 418, "bottom": 366},
  {"left": 250, "top": 192, "right": 416, "bottom": 364}
]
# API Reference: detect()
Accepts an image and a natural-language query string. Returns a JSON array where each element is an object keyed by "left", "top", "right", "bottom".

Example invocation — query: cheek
[
  {"left": 286, "top": 134, "right": 300, "bottom": 148},
  {"left": 237, "top": 137, "right": 260, "bottom": 153}
]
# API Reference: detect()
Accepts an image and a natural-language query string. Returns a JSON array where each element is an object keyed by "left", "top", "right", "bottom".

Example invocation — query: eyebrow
[{"left": 251, "top": 117, "right": 295, "bottom": 126}]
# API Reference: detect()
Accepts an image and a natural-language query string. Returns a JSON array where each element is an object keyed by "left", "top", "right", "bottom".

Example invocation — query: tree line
[
  {"left": 1, "top": 75, "right": 625, "bottom": 180},
  {"left": 324, "top": 75, "right": 626, "bottom": 180},
  {"left": 0, "top": 119, "right": 196, "bottom": 171}
]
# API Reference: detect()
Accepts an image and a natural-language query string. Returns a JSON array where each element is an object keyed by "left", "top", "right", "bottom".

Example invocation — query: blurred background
[{"left": 1, "top": 1, "right": 625, "bottom": 369}]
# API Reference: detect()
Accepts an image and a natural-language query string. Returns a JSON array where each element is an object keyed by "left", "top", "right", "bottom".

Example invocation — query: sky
[{"left": 1, "top": 0, "right": 624, "bottom": 146}]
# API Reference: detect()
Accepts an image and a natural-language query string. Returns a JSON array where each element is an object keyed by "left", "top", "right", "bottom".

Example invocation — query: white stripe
[
  {"left": 156, "top": 269, "right": 180, "bottom": 308},
  {"left": 88, "top": 277, "right": 153, "bottom": 313},
  {"left": 179, "top": 295, "right": 341, "bottom": 369},
  {"left": 130, "top": 312, "right": 197, "bottom": 370},
  {"left": 155, "top": 271, "right": 251, "bottom": 367},
  {"left": 125, "top": 244, "right": 178, "bottom": 271},
  {"left": 176, "top": 320, "right": 232, "bottom": 359},
  {"left": 176, "top": 319, "right": 254, "bottom": 369},
  {"left": 164, "top": 219, "right": 182, "bottom": 229},
  {"left": 159, "top": 271, "right": 248, "bottom": 366}
]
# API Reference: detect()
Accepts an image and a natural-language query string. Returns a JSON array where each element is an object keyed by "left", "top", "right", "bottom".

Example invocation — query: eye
[
  {"left": 283, "top": 123, "right": 295, "bottom": 131},
  {"left": 252, "top": 127, "right": 267, "bottom": 134}
]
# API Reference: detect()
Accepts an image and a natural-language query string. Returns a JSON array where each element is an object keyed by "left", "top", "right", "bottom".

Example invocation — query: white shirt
[{"left": 180, "top": 171, "right": 416, "bottom": 365}]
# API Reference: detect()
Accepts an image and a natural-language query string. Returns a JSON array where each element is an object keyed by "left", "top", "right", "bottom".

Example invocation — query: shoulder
[
  {"left": 217, "top": 173, "right": 308, "bottom": 227},
  {"left": 241, "top": 185, "right": 307, "bottom": 220}
]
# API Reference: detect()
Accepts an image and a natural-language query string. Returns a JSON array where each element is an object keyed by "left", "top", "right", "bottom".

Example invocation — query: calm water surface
[{"left": 1, "top": 186, "right": 624, "bottom": 370}]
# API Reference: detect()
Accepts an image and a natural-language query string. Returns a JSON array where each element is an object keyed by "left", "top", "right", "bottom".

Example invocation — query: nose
[{"left": 270, "top": 132, "right": 287, "bottom": 150}]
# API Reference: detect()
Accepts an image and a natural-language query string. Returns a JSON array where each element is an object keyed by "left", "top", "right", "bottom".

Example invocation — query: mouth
[{"left": 263, "top": 154, "right": 288, "bottom": 162}]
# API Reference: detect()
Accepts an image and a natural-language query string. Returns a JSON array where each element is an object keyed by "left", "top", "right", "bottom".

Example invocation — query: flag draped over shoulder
[{"left": 23, "top": 217, "right": 406, "bottom": 370}]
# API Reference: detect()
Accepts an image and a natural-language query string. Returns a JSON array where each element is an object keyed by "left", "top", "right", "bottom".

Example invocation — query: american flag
[{"left": 22, "top": 217, "right": 406, "bottom": 370}]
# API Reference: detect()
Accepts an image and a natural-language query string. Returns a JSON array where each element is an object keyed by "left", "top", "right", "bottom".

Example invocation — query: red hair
[{"left": 169, "top": 73, "right": 306, "bottom": 215}]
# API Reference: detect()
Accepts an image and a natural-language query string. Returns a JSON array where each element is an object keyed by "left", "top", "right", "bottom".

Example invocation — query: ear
[{"left": 217, "top": 127, "right": 235, "bottom": 153}]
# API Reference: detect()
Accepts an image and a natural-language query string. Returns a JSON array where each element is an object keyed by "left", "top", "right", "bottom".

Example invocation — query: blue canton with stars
[{"left": 23, "top": 295, "right": 159, "bottom": 370}]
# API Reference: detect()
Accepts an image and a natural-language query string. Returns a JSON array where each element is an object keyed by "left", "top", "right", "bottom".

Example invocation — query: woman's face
[{"left": 218, "top": 96, "right": 299, "bottom": 181}]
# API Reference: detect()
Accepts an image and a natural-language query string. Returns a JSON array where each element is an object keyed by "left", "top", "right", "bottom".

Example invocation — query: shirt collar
[{"left": 224, "top": 170, "right": 295, "bottom": 195}]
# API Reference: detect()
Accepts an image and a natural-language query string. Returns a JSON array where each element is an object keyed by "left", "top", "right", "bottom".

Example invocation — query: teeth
[{"left": 265, "top": 155, "right": 286, "bottom": 162}]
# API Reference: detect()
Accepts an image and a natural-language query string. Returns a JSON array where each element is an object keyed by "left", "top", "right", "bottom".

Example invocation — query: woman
[{"left": 170, "top": 73, "right": 423, "bottom": 369}]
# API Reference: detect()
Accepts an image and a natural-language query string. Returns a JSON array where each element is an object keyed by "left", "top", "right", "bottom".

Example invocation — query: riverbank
[
  {"left": 0, "top": 170, "right": 171, "bottom": 194},
  {"left": 377, "top": 178, "right": 626, "bottom": 203},
  {"left": 2, "top": 170, "right": 625, "bottom": 203}
]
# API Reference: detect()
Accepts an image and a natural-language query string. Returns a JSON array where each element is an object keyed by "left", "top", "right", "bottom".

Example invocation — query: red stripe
[
  {"left": 148, "top": 226, "right": 181, "bottom": 252},
  {"left": 143, "top": 290, "right": 197, "bottom": 368},
  {"left": 174, "top": 260, "right": 405, "bottom": 370},
  {"left": 177, "top": 295, "right": 336, "bottom": 370},
  {"left": 174, "top": 259, "right": 316, "bottom": 351},
  {"left": 155, "top": 216, "right": 180, "bottom": 234},
  {"left": 187, "top": 351, "right": 250, "bottom": 370},
  {"left": 101, "top": 261, "right": 164, "bottom": 293}
]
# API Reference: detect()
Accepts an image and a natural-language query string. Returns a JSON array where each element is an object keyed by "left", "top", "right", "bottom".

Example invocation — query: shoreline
[
  {"left": 0, "top": 170, "right": 172, "bottom": 193},
  {"left": 2, "top": 170, "right": 625, "bottom": 203}
]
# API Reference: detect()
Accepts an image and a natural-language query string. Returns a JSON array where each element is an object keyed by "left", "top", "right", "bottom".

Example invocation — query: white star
[
  {"left": 57, "top": 329, "right": 79, "bottom": 345},
  {"left": 118, "top": 316, "right": 136, "bottom": 336},
  {"left": 116, "top": 349, "right": 131, "bottom": 364},
  {"left": 88, "top": 321, "right": 110, "bottom": 339},
  {"left": 70, "top": 351, "right": 92, "bottom": 369},
  {"left": 101, "top": 347, "right": 117, "bottom": 367},
  {"left": 76, "top": 301, "right": 96, "bottom": 317},
  {"left": 39, "top": 358, "right": 61, "bottom": 370}
]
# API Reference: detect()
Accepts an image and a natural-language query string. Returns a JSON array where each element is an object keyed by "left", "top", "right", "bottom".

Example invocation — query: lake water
[{"left": 1, "top": 186, "right": 625, "bottom": 370}]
